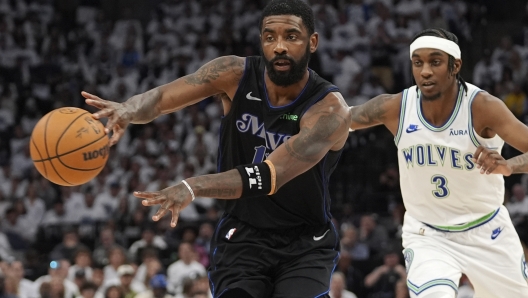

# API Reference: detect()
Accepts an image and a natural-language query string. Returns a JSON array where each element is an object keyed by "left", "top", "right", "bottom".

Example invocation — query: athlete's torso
[
  {"left": 218, "top": 56, "right": 342, "bottom": 229},
  {"left": 396, "top": 83, "right": 504, "bottom": 226}
]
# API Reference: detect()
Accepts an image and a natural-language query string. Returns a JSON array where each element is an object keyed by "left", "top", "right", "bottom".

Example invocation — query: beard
[{"left": 262, "top": 45, "right": 311, "bottom": 87}]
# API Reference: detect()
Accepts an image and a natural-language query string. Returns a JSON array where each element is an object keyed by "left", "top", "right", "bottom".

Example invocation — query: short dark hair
[
  {"left": 411, "top": 28, "right": 468, "bottom": 94},
  {"left": 260, "top": 0, "right": 315, "bottom": 35}
]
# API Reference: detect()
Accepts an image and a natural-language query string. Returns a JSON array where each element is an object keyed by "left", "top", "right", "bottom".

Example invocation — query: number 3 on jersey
[{"left": 431, "top": 175, "right": 450, "bottom": 198}]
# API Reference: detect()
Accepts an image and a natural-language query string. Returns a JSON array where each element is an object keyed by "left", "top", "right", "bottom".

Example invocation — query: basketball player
[
  {"left": 83, "top": 1, "right": 349, "bottom": 297},
  {"left": 348, "top": 28, "right": 528, "bottom": 297}
]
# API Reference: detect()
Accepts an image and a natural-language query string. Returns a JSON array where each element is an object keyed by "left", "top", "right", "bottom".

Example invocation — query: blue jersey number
[
  {"left": 252, "top": 145, "right": 267, "bottom": 163},
  {"left": 431, "top": 175, "right": 450, "bottom": 198}
]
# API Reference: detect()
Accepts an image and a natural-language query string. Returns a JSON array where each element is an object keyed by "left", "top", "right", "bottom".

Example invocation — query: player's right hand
[
  {"left": 133, "top": 183, "right": 194, "bottom": 228},
  {"left": 82, "top": 91, "right": 131, "bottom": 146},
  {"left": 473, "top": 145, "right": 513, "bottom": 176}
]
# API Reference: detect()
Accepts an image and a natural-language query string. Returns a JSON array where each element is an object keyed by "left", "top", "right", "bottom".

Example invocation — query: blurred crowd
[{"left": 0, "top": 0, "right": 527, "bottom": 297}]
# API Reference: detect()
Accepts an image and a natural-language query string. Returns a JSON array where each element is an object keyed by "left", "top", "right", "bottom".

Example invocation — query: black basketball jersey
[{"left": 217, "top": 56, "right": 343, "bottom": 229}]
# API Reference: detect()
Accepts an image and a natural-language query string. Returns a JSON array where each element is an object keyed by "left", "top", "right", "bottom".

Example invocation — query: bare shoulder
[
  {"left": 471, "top": 91, "right": 502, "bottom": 108},
  {"left": 471, "top": 90, "right": 509, "bottom": 118},
  {"left": 349, "top": 92, "right": 402, "bottom": 131},
  {"left": 183, "top": 55, "right": 245, "bottom": 88}
]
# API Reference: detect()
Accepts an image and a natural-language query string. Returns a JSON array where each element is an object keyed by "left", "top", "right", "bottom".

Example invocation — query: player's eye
[
  {"left": 432, "top": 60, "right": 441, "bottom": 66},
  {"left": 413, "top": 61, "right": 422, "bottom": 66},
  {"left": 287, "top": 35, "right": 297, "bottom": 40},
  {"left": 265, "top": 35, "right": 274, "bottom": 41}
]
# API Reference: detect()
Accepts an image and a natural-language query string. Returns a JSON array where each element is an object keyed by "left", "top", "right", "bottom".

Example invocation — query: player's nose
[{"left": 273, "top": 37, "right": 287, "bottom": 55}]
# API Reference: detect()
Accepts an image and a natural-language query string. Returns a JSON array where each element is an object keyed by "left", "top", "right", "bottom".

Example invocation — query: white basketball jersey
[{"left": 395, "top": 83, "right": 504, "bottom": 226}]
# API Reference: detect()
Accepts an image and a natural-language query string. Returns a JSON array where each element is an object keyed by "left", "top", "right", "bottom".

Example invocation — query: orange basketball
[{"left": 30, "top": 107, "right": 110, "bottom": 186}]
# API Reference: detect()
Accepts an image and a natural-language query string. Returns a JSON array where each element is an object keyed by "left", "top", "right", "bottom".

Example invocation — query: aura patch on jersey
[
  {"left": 400, "top": 144, "right": 475, "bottom": 170},
  {"left": 236, "top": 113, "right": 292, "bottom": 150}
]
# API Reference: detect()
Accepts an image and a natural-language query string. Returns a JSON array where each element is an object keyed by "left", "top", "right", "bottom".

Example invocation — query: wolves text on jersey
[
  {"left": 236, "top": 113, "right": 292, "bottom": 151},
  {"left": 400, "top": 144, "right": 475, "bottom": 170}
]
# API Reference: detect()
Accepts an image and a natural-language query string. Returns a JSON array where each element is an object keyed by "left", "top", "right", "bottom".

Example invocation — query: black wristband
[{"left": 235, "top": 162, "right": 272, "bottom": 197}]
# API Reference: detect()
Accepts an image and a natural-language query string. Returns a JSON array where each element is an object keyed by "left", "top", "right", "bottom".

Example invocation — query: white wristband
[{"left": 181, "top": 180, "right": 195, "bottom": 201}]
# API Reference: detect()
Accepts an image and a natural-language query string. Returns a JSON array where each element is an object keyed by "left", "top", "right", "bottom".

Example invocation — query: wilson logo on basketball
[{"left": 83, "top": 145, "right": 109, "bottom": 161}]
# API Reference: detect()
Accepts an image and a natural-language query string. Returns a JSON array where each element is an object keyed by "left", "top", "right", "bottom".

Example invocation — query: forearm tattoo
[
  {"left": 184, "top": 56, "right": 244, "bottom": 86},
  {"left": 129, "top": 88, "right": 162, "bottom": 123},
  {"left": 196, "top": 189, "right": 237, "bottom": 197},
  {"left": 509, "top": 154, "right": 528, "bottom": 174},
  {"left": 285, "top": 112, "right": 347, "bottom": 162},
  {"left": 350, "top": 94, "right": 392, "bottom": 125}
]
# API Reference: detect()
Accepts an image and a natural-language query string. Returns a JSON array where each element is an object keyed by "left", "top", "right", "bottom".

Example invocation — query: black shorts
[{"left": 208, "top": 214, "right": 340, "bottom": 298}]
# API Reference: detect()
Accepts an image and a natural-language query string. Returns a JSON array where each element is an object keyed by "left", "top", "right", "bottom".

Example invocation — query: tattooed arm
[
  {"left": 82, "top": 56, "right": 244, "bottom": 145},
  {"left": 349, "top": 93, "right": 402, "bottom": 135},
  {"left": 267, "top": 92, "right": 350, "bottom": 189},
  {"left": 134, "top": 92, "right": 350, "bottom": 227}
]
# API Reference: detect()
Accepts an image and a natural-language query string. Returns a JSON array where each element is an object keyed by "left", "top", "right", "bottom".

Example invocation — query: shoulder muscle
[{"left": 183, "top": 55, "right": 245, "bottom": 93}]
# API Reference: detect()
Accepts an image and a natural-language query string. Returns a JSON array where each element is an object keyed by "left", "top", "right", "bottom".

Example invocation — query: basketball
[{"left": 30, "top": 107, "right": 110, "bottom": 186}]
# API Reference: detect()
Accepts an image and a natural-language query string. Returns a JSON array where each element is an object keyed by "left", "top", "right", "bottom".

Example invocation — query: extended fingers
[
  {"left": 92, "top": 108, "right": 114, "bottom": 121},
  {"left": 133, "top": 191, "right": 162, "bottom": 199},
  {"left": 479, "top": 153, "right": 504, "bottom": 174},
  {"left": 153, "top": 203, "right": 170, "bottom": 221},
  {"left": 170, "top": 205, "right": 180, "bottom": 227}
]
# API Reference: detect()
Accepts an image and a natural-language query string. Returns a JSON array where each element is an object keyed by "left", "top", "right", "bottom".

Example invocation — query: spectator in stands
[
  {"left": 133, "top": 248, "right": 160, "bottom": 286},
  {"left": 330, "top": 271, "right": 358, "bottom": 298},
  {"left": 93, "top": 227, "right": 125, "bottom": 267},
  {"left": 167, "top": 242, "right": 206, "bottom": 295},
  {"left": 473, "top": 49, "right": 503, "bottom": 91},
  {"left": 34, "top": 260, "right": 78, "bottom": 298},
  {"left": 364, "top": 250, "right": 406, "bottom": 298},
  {"left": 506, "top": 183, "right": 528, "bottom": 226},
  {"left": 128, "top": 225, "right": 168, "bottom": 265},
  {"left": 41, "top": 199, "right": 69, "bottom": 227},
  {"left": 335, "top": 251, "right": 366, "bottom": 297},
  {"left": 50, "top": 228, "right": 88, "bottom": 263},
  {"left": 79, "top": 281, "right": 99, "bottom": 298},
  {"left": 67, "top": 247, "right": 94, "bottom": 282},
  {"left": 136, "top": 274, "right": 171, "bottom": 298},
  {"left": 340, "top": 225, "right": 370, "bottom": 261},
  {"left": 103, "top": 246, "right": 128, "bottom": 283},
  {"left": 359, "top": 214, "right": 389, "bottom": 257}
]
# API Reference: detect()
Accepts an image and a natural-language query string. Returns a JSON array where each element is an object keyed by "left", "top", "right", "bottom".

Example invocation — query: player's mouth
[
  {"left": 421, "top": 81, "right": 435, "bottom": 90},
  {"left": 274, "top": 59, "right": 291, "bottom": 71}
]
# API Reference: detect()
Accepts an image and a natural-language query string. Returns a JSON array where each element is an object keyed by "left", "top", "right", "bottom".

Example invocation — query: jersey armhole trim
[
  {"left": 467, "top": 89, "right": 483, "bottom": 147},
  {"left": 394, "top": 89, "right": 408, "bottom": 146},
  {"left": 224, "top": 56, "right": 251, "bottom": 119}
]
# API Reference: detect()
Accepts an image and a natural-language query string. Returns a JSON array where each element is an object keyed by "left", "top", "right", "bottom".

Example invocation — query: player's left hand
[
  {"left": 473, "top": 145, "right": 512, "bottom": 176},
  {"left": 133, "top": 183, "right": 194, "bottom": 228}
]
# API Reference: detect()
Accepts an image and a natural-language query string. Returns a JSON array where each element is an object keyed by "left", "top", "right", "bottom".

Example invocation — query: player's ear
[
  {"left": 310, "top": 32, "right": 318, "bottom": 53},
  {"left": 453, "top": 58, "right": 462, "bottom": 76}
]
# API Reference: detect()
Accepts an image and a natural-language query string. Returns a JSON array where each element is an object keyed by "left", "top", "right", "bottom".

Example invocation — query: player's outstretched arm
[
  {"left": 472, "top": 92, "right": 528, "bottom": 175},
  {"left": 348, "top": 93, "right": 401, "bottom": 134},
  {"left": 134, "top": 92, "right": 350, "bottom": 228},
  {"left": 82, "top": 55, "right": 245, "bottom": 145}
]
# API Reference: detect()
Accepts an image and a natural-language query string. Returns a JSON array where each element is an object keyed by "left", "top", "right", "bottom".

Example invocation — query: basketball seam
[
  {"left": 31, "top": 137, "right": 48, "bottom": 177},
  {"left": 55, "top": 111, "right": 90, "bottom": 155},
  {"left": 43, "top": 110, "right": 72, "bottom": 185},
  {"left": 32, "top": 133, "right": 108, "bottom": 163}
]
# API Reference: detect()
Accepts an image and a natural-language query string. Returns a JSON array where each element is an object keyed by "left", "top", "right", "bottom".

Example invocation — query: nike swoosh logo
[
  {"left": 491, "top": 227, "right": 503, "bottom": 240},
  {"left": 246, "top": 92, "right": 262, "bottom": 101},
  {"left": 313, "top": 229, "right": 330, "bottom": 241},
  {"left": 406, "top": 128, "right": 420, "bottom": 133}
]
